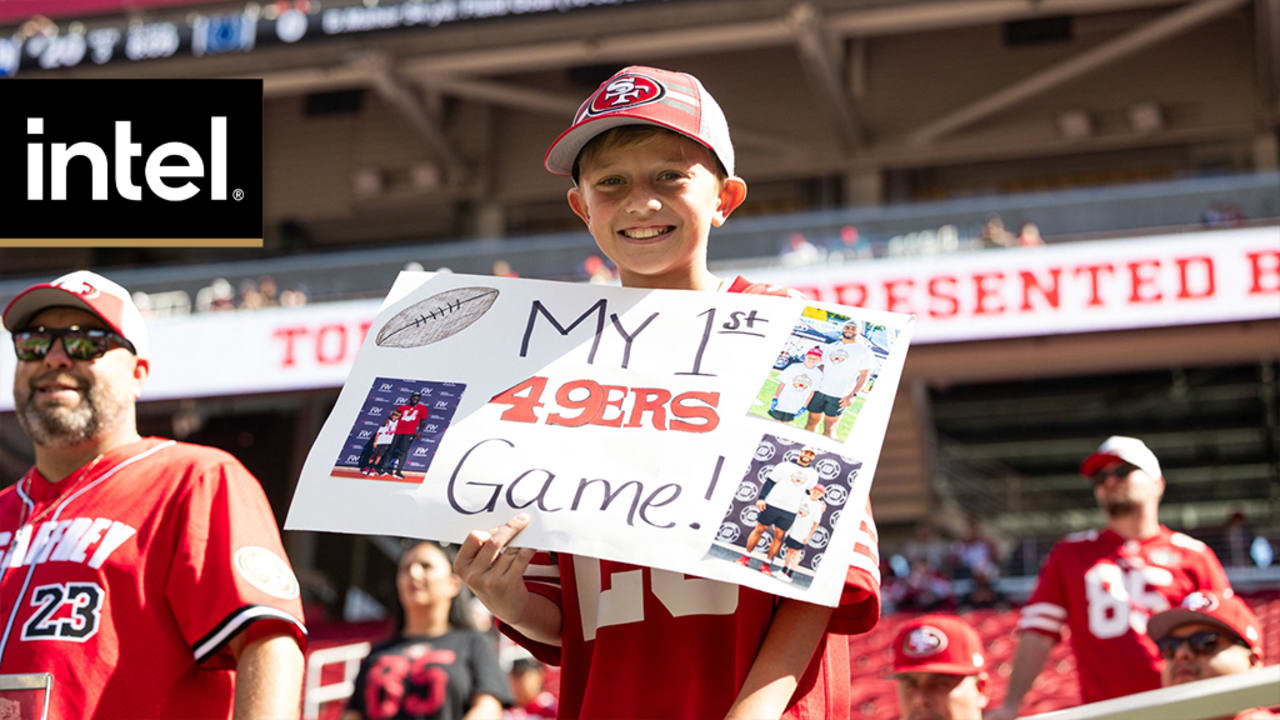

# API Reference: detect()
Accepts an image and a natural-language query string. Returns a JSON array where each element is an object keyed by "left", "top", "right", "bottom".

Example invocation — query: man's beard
[
  {"left": 15, "top": 373, "right": 130, "bottom": 448},
  {"left": 1100, "top": 499, "right": 1139, "bottom": 517}
]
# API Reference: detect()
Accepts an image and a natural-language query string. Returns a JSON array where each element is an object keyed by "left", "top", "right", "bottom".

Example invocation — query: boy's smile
[{"left": 567, "top": 131, "right": 746, "bottom": 290}]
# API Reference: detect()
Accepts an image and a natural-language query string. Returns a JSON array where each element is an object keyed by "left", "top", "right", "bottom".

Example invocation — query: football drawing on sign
[
  {"left": 748, "top": 306, "right": 894, "bottom": 443},
  {"left": 332, "top": 377, "right": 465, "bottom": 482},
  {"left": 702, "top": 434, "right": 863, "bottom": 590},
  {"left": 376, "top": 286, "right": 500, "bottom": 347}
]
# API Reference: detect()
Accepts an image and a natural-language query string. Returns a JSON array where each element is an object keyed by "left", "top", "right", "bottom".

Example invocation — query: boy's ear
[
  {"left": 712, "top": 177, "right": 748, "bottom": 227},
  {"left": 567, "top": 187, "right": 591, "bottom": 226}
]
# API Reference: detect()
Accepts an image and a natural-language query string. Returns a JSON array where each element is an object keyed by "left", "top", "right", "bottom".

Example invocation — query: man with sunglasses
[
  {"left": 0, "top": 271, "right": 307, "bottom": 720},
  {"left": 988, "top": 436, "right": 1231, "bottom": 719},
  {"left": 1150, "top": 591, "right": 1275, "bottom": 719}
]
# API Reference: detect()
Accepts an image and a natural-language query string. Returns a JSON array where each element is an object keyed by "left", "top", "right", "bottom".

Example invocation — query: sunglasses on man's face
[
  {"left": 1090, "top": 463, "right": 1139, "bottom": 485},
  {"left": 12, "top": 326, "right": 136, "bottom": 362},
  {"left": 1156, "top": 630, "right": 1244, "bottom": 659}
]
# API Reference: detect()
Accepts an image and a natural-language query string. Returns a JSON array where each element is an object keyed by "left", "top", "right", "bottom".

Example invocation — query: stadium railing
[{"left": 1020, "top": 665, "right": 1280, "bottom": 720}]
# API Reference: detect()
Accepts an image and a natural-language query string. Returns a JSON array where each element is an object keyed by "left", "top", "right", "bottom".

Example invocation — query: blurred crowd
[
  {"left": 131, "top": 275, "right": 309, "bottom": 318},
  {"left": 879, "top": 511, "right": 1274, "bottom": 615}
]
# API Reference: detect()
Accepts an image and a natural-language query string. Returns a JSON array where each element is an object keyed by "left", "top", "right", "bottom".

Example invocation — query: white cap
[
  {"left": 1081, "top": 436, "right": 1161, "bottom": 480},
  {"left": 3, "top": 270, "right": 150, "bottom": 358}
]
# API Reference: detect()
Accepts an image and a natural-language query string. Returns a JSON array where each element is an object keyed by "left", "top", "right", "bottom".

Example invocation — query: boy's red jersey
[
  {"left": 1018, "top": 526, "right": 1230, "bottom": 703},
  {"left": 499, "top": 278, "right": 881, "bottom": 719}
]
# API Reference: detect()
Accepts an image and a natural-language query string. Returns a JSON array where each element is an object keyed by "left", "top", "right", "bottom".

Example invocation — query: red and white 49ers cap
[
  {"left": 1148, "top": 591, "right": 1264, "bottom": 656},
  {"left": 545, "top": 65, "right": 735, "bottom": 179},
  {"left": 891, "top": 615, "right": 986, "bottom": 676},
  {"left": 3, "top": 270, "right": 150, "bottom": 358},
  {"left": 1081, "top": 435, "right": 1162, "bottom": 480}
]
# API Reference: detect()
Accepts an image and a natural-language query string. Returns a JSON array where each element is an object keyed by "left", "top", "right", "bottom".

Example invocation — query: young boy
[
  {"left": 780, "top": 485, "right": 829, "bottom": 582},
  {"left": 360, "top": 410, "right": 399, "bottom": 476},
  {"left": 770, "top": 347, "right": 824, "bottom": 425},
  {"left": 452, "top": 66, "right": 881, "bottom": 720}
]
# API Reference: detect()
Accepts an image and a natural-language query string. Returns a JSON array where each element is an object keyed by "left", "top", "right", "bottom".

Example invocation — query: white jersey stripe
[
  {"left": 193, "top": 605, "right": 307, "bottom": 663},
  {"left": 1018, "top": 616, "right": 1064, "bottom": 633},
  {"left": 849, "top": 550, "right": 881, "bottom": 584},
  {"left": 1021, "top": 602, "right": 1067, "bottom": 619}
]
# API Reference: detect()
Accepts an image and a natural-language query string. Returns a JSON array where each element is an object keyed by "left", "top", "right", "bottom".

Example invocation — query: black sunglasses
[
  {"left": 1090, "top": 462, "right": 1140, "bottom": 485},
  {"left": 12, "top": 325, "right": 136, "bottom": 362},
  {"left": 1155, "top": 630, "right": 1244, "bottom": 659}
]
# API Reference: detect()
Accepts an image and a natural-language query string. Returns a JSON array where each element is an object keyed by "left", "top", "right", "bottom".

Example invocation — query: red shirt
[
  {"left": 1018, "top": 526, "right": 1230, "bottom": 703},
  {"left": 0, "top": 438, "right": 307, "bottom": 719},
  {"left": 394, "top": 403, "right": 429, "bottom": 434},
  {"left": 499, "top": 278, "right": 882, "bottom": 719}
]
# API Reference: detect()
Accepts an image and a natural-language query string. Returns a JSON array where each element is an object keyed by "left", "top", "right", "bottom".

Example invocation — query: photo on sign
[
  {"left": 702, "top": 433, "right": 862, "bottom": 590},
  {"left": 747, "top": 306, "right": 892, "bottom": 443},
  {"left": 332, "top": 377, "right": 465, "bottom": 483}
]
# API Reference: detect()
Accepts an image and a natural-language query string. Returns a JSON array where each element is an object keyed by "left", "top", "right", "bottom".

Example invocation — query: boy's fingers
[
  {"left": 453, "top": 530, "right": 491, "bottom": 574},
  {"left": 504, "top": 547, "right": 538, "bottom": 580},
  {"left": 477, "top": 513, "right": 531, "bottom": 568}
]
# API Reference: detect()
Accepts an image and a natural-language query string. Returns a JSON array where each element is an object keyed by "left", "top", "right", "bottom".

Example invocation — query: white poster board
[{"left": 285, "top": 273, "right": 913, "bottom": 606}]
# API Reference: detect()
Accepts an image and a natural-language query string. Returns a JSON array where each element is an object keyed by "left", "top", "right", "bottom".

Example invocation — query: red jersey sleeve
[
  {"left": 165, "top": 454, "right": 307, "bottom": 669},
  {"left": 1019, "top": 542, "right": 1069, "bottom": 640},
  {"left": 830, "top": 500, "right": 881, "bottom": 634},
  {"left": 497, "top": 551, "right": 564, "bottom": 665}
]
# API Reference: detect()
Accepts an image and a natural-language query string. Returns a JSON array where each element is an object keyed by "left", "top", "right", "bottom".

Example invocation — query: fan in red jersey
[
  {"left": 1, "top": 271, "right": 306, "bottom": 720},
  {"left": 381, "top": 392, "right": 429, "bottom": 479},
  {"left": 988, "top": 436, "right": 1231, "bottom": 718}
]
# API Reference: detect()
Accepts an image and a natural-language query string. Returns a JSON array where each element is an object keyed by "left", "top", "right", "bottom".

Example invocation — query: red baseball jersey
[
  {"left": 0, "top": 438, "right": 307, "bottom": 719},
  {"left": 394, "top": 403, "right": 429, "bottom": 434},
  {"left": 499, "top": 278, "right": 882, "bottom": 719},
  {"left": 1018, "top": 526, "right": 1231, "bottom": 703}
]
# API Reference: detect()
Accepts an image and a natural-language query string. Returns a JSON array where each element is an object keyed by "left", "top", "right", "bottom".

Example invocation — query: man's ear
[
  {"left": 134, "top": 357, "right": 150, "bottom": 386},
  {"left": 975, "top": 671, "right": 990, "bottom": 708},
  {"left": 712, "top": 177, "right": 747, "bottom": 227},
  {"left": 567, "top": 187, "right": 591, "bottom": 226}
]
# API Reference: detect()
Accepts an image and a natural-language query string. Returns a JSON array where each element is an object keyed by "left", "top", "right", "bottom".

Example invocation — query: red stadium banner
[
  {"left": 743, "top": 226, "right": 1279, "bottom": 345},
  {"left": 0, "top": 0, "right": 212, "bottom": 23}
]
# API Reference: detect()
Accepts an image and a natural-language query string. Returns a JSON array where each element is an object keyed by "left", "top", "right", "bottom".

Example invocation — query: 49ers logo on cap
[
  {"left": 55, "top": 279, "right": 100, "bottom": 299},
  {"left": 903, "top": 626, "right": 949, "bottom": 657},
  {"left": 587, "top": 74, "right": 665, "bottom": 116},
  {"left": 1182, "top": 591, "right": 1220, "bottom": 612}
]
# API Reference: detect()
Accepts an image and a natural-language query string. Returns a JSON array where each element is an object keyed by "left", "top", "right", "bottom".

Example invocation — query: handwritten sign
[{"left": 285, "top": 273, "right": 914, "bottom": 606}]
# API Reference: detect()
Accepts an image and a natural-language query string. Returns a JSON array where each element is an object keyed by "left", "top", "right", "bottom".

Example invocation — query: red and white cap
[
  {"left": 806, "top": 346, "right": 823, "bottom": 358},
  {"left": 545, "top": 65, "right": 734, "bottom": 179},
  {"left": 3, "top": 270, "right": 150, "bottom": 358},
  {"left": 891, "top": 615, "right": 986, "bottom": 676},
  {"left": 1081, "top": 435, "right": 1162, "bottom": 480},
  {"left": 1148, "top": 591, "right": 1264, "bottom": 656}
]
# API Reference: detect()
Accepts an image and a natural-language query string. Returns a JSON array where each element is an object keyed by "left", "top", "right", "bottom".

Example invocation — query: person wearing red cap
[
  {"left": 989, "top": 436, "right": 1231, "bottom": 718},
  {"left": 891, "top": 615, "right": 990, "bottom": 720},
  {"left": 769, "top": 346, "right": 823, "bottom": 425},
  {"left": 450, "top": 66, "right": 883, "bottom": 720},
  {"left": 1, "top": 270, "right": 307, "bottom": 720},
  {"left": 1149, "top": 591, "right": 1276, "bottom": 719}
]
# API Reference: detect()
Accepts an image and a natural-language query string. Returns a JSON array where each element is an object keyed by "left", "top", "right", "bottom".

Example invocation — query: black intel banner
[{"left": 0, "top": 79, "right": 262, "bottom": 246}]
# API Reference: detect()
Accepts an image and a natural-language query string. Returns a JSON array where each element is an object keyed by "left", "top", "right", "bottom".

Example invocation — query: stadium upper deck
[{"left": 3, "top": 0, "right": 1276, "bottom": 275}]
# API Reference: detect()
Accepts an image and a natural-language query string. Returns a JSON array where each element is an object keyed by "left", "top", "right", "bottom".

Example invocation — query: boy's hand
[
  {"left": 453, "top": 514, "right": 538, "bottom": 625},
  {"left": 755, "top": 500, "right": 767, "bottom": 511}
]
